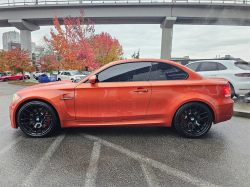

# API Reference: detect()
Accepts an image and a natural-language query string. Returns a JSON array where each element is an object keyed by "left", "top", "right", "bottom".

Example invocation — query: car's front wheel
[
  {"left": 4, "top": 78, "right": 9, "bottom": 82},
  {"left": 17, "top": 101, "right": 58, "bottom": 137},
  {"left": 174, "top": 102, "right": 213, "bottom": 138}
]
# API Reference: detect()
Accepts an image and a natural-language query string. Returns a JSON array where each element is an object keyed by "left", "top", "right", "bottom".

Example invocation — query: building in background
[
  {"left": 2, "top": 31, "right": 20, "bottom": 51},
  {"left": 8, "top": 42, "right": 21, "bottom": 51}
]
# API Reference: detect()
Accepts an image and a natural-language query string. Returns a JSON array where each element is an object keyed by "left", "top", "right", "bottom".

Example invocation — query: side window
[
  {"left": 186, "top": 62, "right": 200, "bottom": 71},
  {"left": 149, "top": 62, "right": 188, "bottom": 81},
  {"left": 217, "top": 63, "right": 227, "bottom": 70},
  {"left": 198, "top": 62, "right": 218, "bottom": 72},
  {"left": 97, "top": 62, "right": 151, "bottom": 82}
]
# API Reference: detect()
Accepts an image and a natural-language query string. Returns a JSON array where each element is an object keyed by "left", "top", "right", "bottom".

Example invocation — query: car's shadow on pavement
[{"left": 58, "top": 126, "right": 217, "bottom": 140}]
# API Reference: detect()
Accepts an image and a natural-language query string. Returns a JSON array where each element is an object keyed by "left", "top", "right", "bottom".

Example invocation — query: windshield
[
  {"left": 235, "top": 62, "right": 250, "bottom": 70},
  {"left": 70, "top": 71, "right": 82, "bottom": 76}
]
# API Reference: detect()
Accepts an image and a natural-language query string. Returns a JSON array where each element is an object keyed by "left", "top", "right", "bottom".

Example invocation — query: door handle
[
  {"left": 210, "top": 74, "right": 217, "bottom": 76},
  {"left": 134, "top": 89, "right": 148, "bottom": 92}
]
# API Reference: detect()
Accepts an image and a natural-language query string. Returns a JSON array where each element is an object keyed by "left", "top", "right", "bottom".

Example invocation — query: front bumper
[{"left": 9, "top": 102, "right": 18, "bottom": 129}]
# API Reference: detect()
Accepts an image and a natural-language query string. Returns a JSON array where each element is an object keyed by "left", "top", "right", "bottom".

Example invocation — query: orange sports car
[{"left": 9, "top": 59, "right": 234, "bottom": 138}]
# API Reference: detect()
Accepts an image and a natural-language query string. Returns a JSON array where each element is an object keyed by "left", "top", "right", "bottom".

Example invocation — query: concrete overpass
[{"left": 1, "top": 0, "right": 250, "bottom": 59}]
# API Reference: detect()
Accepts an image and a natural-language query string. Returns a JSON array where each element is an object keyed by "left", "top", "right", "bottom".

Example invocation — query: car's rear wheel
[
  {"left": 17, "top": 101, "right": 58, "bottom": 137},
  {"left": 229, "top": 83, "right": 235, "bottom": 99},
  {"left": 174, "top": 102, "right": 213, "bottom": 138},
  {"left": 58, "top": 78, "right": 61, "bottom": 81},
  {"left": 4, "top": 78, "right": 9, "bottom": 82}
]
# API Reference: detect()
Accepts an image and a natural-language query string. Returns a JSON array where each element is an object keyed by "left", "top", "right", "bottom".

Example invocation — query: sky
[{"left": 1, "top": 24, "right": 250, "bottom": 61}]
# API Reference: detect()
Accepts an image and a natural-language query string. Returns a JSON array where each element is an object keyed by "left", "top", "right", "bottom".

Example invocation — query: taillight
[
  {"left": 222, "top": 87, "right": 231, "bottom": 97},
  {"left": 235, "top": 73, "right": 250, "bottom": 77}
]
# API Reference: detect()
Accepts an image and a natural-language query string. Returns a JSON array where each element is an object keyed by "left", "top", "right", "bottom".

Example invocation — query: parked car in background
[
  {"left": 57, "top": 70, "right": 86, "bottom": 81},
  {"left": 73, "top": 75, "right": 86, "bottom": 83},
  {"left": 24, "top": 72, "right": 31, "bottom": 79},
  {"left": 81, "top": 71, "right": 91, "bottom": 76},
  {"left": 0, "top": 73, "right": 26, "bottom": 81},
  {"left": 38, "top": 73, "right": 57, "bottom": 83},
  {"left": 34, "top": 72, "right": 44, "bottom": 80},
  {"left": 10, "top": 59, "right": 233, "bottom": 138},
  {"left": 185, "top": 60, "right": 250, "bottom": 98}
]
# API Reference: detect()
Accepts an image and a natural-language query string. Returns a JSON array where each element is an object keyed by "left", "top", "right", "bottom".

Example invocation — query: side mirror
[{"left": 89, "top": 75, "right": 96, "bottom": 84}]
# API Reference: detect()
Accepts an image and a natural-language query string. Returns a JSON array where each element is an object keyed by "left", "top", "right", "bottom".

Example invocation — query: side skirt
[{"left": 60, "top": 117, "right": 172, "bottom": 128}]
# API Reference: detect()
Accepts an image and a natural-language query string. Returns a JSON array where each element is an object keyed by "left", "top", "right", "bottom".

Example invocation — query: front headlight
[{"left": 13, "top": 93, "right": 21, "bottom": 103}]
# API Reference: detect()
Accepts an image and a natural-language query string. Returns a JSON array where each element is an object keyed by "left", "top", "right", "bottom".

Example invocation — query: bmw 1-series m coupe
[{"left": 9, "top": 59, "right": 234, "bottom": 138}]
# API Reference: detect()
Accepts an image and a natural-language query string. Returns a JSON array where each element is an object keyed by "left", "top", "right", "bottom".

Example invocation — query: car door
[
  {"left": 75, "top": 62, "right": 152, "bottom": 121},
  {"left": 196, "top": 62, "right": 219, "bottom": 77}
]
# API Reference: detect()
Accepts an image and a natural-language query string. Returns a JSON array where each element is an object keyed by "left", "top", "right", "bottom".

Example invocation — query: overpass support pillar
[
  {"left": 8, "top": 19, "right": 40, "bottom": 56},
  {"left": 20, "top": 30, "right": 32, "bottom": 53},
  {"left": 160, "top": 17, "right": 177, "bottom": 60}
]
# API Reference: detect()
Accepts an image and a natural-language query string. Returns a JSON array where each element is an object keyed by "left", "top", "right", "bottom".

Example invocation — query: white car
[
  {"left": 57, "top": 70, "right": 86, "bottom": 81},
  {"left": 23, "top": 72, "right": 31, "bottom": 79},
  {"left": 185, "top": 60, "right": 250, "bottom": 98}
]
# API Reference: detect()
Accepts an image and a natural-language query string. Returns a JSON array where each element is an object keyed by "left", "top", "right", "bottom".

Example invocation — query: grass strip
[{"left": 8, "top": 80, "right": 38, "bottom": 85}]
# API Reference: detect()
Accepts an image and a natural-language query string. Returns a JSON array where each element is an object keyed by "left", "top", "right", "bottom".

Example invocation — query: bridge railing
[{"left": 0, "top": 0, "right": 248, "bottom": 6}]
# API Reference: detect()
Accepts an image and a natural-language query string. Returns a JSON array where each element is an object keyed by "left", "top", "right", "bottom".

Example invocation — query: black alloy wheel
[
  {"left": 4, "top": 78, "right": 9, "bottom": 82},
  {"left": 174, "top": 102, "right": 213, "bottom": 138},
  {"left": 17, "top": 101, "right": 58, "bottom": 137}
]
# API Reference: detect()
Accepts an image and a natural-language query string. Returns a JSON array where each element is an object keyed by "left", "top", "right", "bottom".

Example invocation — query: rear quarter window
[
  {"left": 235, "top": 62, "right": 250, "bottom": 70},
  {"left": 149, "top": 62, "right": 189, "bottom": 81}
]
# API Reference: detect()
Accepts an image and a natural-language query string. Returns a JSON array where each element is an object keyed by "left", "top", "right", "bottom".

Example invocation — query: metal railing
[{"left": 0, "top": 0, "right": 248, "bottom": 6}]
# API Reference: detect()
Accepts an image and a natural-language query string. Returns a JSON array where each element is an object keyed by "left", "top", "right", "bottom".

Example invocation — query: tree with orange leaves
[
  {"left": 0, "top": 50, "right": 7, "bottom": 72},
  {"left": 1, "top": 48, "right": 35, "bottom": 80},
  {"left": 44, "top": 9, "right": 123, "bottom": 71},
  {"left": 91, "top": 32, "right": 123, "bottom": 65},
  {"left": 37, "top": 54, "right": 59, "bottom": 73}
]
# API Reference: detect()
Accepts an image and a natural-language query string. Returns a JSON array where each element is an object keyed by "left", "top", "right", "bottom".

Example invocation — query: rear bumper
[{"left": 213, "top": 98, "right": 234, "bottom": 124}]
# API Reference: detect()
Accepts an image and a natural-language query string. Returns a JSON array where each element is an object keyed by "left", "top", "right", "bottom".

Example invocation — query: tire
[
  {"left": 4, "top": 78, "right": 9, "bottom": 82},
  {"left": 58, "top": 78, "right": 61, "bottom": 81},
  {"left": 174, "top": 102, "right": 213, "bottom": 138},
  {"left": 229, "top": 83, "right": 235, "bottom": 99},
  {"left": 17, "top": 101, "right": 58, "bottom": 137}
]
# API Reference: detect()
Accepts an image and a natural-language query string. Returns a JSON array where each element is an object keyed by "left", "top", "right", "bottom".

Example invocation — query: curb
[{"left": 233, "top": 111, "right": 250, "bottom": 118}]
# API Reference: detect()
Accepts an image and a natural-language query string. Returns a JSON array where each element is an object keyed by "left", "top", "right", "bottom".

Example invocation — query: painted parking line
[
  {"left": 141, "top": 161, "right": 161, "bottom": 187},
  {"left": 0, "top": 136, "right": 23, "bottom": 156},
  {"left": 84, "top": 134, "right": 219, "bottom": 187},
  {"left": 22, "top": 134, "right": 66, "bottom": 187},
  {"left": 84, "top": 142, "right": 101, "bottom": 187}
]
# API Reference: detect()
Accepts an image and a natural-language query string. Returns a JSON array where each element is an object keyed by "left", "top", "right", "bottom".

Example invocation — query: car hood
[{"left": 17, "top": 80, "right": 74, "bottom": 94}]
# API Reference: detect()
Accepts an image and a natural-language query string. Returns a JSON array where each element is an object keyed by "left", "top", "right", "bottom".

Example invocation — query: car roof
[{"left": 187, "top": 60, "right": 237, "bottom": 64}]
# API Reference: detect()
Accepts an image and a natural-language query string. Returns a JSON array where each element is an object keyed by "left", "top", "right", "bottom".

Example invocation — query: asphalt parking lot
[{"left": 0, "top": 82, "right": 250, "bottom": 187}]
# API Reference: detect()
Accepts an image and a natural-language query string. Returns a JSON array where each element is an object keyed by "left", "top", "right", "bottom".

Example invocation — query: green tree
[{"left": 131, "top": 49, "right": 140, "bottom": 59}]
